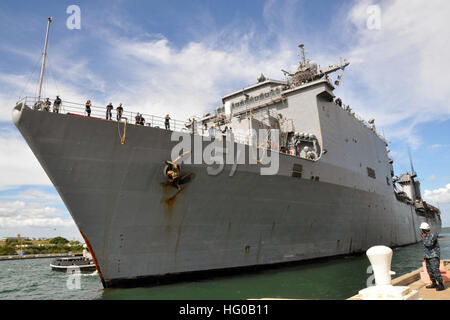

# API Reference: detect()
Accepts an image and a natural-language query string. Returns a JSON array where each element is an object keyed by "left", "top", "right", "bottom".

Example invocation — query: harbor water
[{"left": 1, "top": 228, "right": 448, "bottom": 300}]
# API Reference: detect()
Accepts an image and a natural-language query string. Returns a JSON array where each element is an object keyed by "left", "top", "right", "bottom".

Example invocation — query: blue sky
[{"left": 0, "top": 0, "right": 449, "bottom": 240}]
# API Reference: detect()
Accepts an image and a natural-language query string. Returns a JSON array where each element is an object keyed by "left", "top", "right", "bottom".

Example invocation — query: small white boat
[{"left": 50, "top": 256, "right": 96, "bottom": 272}]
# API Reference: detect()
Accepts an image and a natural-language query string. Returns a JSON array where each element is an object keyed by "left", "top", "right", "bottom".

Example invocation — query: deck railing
[
  {"left": 16, "top": 96, "right": 255, "bottom": 146},
  {"left": 18, "top": 96, "right": 189, "bottom": 132}
]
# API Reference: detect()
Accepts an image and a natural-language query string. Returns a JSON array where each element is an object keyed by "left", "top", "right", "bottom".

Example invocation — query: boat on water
[
  {"left": 13, "top": 18, "right": 441, "bottom": 288},
  {"left": 50, "top": 244, "right": 96, "bottom": 272},
  {"left": 50, "top": 256, "right": 96, "bottom": 272}
]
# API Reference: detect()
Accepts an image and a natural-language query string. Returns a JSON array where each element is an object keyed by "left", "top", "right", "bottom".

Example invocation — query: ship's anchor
[{"left": 164, "top": 151, "right": 193, "bottom": 191}]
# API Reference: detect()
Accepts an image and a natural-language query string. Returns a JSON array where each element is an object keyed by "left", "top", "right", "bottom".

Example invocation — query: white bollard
[
  {"left": 356, "top": 245, "right": 420, "bottom": 300},
  {"left": 366, "top": 245, "right": 394, "bottom": 285}
]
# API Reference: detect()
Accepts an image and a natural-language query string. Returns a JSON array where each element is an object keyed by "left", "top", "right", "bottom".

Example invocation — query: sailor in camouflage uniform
[{"left": 420, "top": 222, "right": 445, "bottom": 291}]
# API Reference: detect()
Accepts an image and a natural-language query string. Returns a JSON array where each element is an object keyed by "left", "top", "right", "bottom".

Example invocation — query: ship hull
[{"left": 12, "top": 105, "right": 440, "bottom": 288}]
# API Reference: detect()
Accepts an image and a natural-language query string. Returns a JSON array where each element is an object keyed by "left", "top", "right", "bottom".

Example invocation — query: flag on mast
[{"left": 334, "top": 66, "right": 346, "bottom": 86}]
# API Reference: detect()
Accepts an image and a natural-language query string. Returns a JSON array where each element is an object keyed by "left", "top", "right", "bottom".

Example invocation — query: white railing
[
  {"left": 17, "top": 97, "right": 260, "bottom": 146},
  {"left": 17, "top": 96, "right": 187, "bottom": 131}
]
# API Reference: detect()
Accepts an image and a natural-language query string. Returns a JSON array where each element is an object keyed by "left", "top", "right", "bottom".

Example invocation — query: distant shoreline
[{"left": 0, "top": 253, "right": 82, "bottom": 261}]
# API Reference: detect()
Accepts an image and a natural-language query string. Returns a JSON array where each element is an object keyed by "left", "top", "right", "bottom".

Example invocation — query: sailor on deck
[
  {"left": 117, "top": 103, "right": 124, "bottom": 121},
  {"left": 85, "top": 100, "right": 92, "bottom": 117},
  {"left": 420, "top": 222, "right": 445, "bottom": 291},
  {"left": 135, "top": 113, "right": 145, "bottom": 125},
  {"left": 53, "top": 96, "right": 61, "bottom": 113},
  {"left": 106, "top": 102, "right": 113, "bottom": 120},
  {"left": 165, "top": 114, "right": 171, "bottom": 130},
  {"left": 44, "top": 98, "right": 51, "bottom": 112}
]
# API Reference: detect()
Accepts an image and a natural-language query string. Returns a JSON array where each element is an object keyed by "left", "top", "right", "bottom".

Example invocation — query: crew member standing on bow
[
  {"left": 44, "top": 98, "right": 51, "bottom": 112},
  {"left": 420, "top": 222, "right": 445, "bottom": 291},
  {"left": 106, "top": 102, "right": 113, "bottom": 120},
  {"left": 53, "top": 95, "right": 61, "bottom": 113},
  {"left": 85, "top": 100, "right": 92, "bottom": 117},
  {"left": 117, "top": 103, "right": 124, "bottom": 121},
  {"left": 165, "top": 114, "right": 171, "bottom": 130}
]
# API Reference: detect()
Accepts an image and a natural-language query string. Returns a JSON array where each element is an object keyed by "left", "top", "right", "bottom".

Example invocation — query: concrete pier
[
  {"left": 348, "top": 259, "right": 450, "bottom": 300},
  {"left": 250, "top": 260, "right": 450, "bottom": 300}
]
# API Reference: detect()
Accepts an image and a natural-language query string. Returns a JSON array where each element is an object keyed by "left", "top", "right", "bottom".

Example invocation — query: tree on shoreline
[
  {"left": 49, "top": 237, "right": 69, "bottom": 245},
  {"left": 0, "top": 246, "right": 17, "bottom": 255},
  {"left": 0, "top": 237, "right": 84, "bottom": 256}
]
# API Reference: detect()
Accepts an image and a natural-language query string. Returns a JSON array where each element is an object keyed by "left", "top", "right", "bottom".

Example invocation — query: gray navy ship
[{"left": 12, "top": 19, "right": 441, "bottom": 288}]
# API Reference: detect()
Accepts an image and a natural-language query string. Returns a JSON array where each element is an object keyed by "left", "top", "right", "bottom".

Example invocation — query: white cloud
[
  {"left": 0, "top": 188, "right": 62, "bottom": 212},
  {"left": 0, "top": 189, "right": 80, "bottom": 240},
  {"left": 17, "top": 189, "right": 60, "bottom": 201},
  {"left": 424, "top": 184, "right": 450, "bottom": 204},
  {"left": 1, "top": 22, "right": 294, "bottom": 124},
  {"left": 0, "top": 200, "right": 74, "bottom": 227},
  {"left": 101, "top": 34, "right": 296, "bottom": 121},
  {"left": 340, "top": 0, "right": 450, "bottom": 146},
  {"left": 0, "top": 92, "right": 21, "bottom": 122},
  {"left": 428, "top": 144, "right": 450, "bottom": 150},
  {"left": 0, "top": 127, "right": 52, "bottom": 188}
]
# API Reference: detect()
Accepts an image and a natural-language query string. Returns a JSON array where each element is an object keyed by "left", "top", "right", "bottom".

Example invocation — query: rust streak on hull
[
  {"left": 80, "top": 231, "right": 105, "bottom": 287},
  {"left": 161, "top": 183, "right": 181, "bottom": 219}
]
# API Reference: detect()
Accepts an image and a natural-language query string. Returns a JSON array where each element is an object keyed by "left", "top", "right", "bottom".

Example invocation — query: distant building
[{"left": 1, "top": 234, "right": 30, "bottom": 242}]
